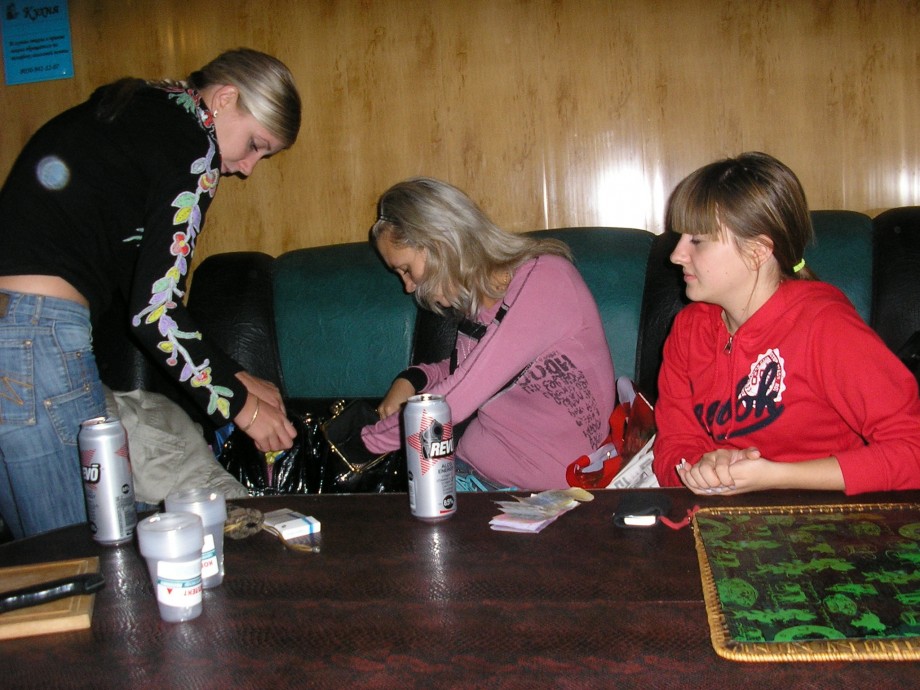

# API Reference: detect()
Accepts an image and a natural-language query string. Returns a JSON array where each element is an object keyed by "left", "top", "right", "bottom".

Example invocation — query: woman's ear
[
  {"left": 212, "top": 84, "right": 239, "bottom": 112},
  {"left": 745, "top": 235, "right": 775, "bottom": 270}
]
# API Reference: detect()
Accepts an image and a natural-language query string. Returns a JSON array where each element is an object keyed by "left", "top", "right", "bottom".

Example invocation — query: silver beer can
[
  {"left": 79, "top": 415, "right": 137, "bottom": 545},
  {"left": 403, "top": 394, "right": 456, "bottom": 522}
]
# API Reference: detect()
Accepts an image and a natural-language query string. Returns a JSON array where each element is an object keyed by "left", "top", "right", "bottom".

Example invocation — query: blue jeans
[
  {"left": 0, "top": 291, "right": 105, "bottom": 539},
  {"left": 454, "top": 457, "right": 517, "bottom": 492}
]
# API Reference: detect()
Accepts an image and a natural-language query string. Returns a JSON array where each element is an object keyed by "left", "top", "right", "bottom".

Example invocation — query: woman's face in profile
[
  {"left": 214, "top": 109, "right": 283, "bottom": 177},
  {"left": 376, "top": 232, "right": 450, "bottom": 307},
  {"left": 210, "top": 86, "right": 284, "bottom": 177},
  {"left": 669, "top": 226, "right": 752, "bottom": 308}
]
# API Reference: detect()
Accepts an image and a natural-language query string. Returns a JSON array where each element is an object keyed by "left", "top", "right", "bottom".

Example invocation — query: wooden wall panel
[{"left": 1, "top": 0, "right": 918, "bottom": 267}]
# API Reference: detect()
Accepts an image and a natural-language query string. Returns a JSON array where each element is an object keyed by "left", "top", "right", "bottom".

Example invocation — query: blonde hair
[
  {"left": 96, "top": 48, "right": 301, "bottom": 149},
  {"left": 371, "top": 177, "right": 572, "bottom": 315},
  {"left": 187, "top": 47, "right": 301, "bottom": 148},
  {"left": 667, "top": 151, "right": 816, "bottom": 281}
]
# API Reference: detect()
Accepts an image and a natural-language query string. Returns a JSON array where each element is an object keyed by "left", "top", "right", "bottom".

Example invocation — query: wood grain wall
[{"left": 2, "top": 0, "right": 918, "bottom": 266}]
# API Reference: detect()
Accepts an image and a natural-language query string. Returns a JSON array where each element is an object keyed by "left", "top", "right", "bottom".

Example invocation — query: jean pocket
[
  {"left": 44, "top": 321, "right": 104, "bottom": 444},
  {"left": 46, "top": 383, "right": 105, "bottom": 446},
  {"left": 0, "top": 335, "right": 36, "bottom": 425},
  {"left": 53, "top": 321, "right": 99, "bottom": 391}
]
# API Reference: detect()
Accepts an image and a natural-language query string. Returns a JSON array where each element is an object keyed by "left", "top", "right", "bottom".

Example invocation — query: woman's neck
[{"left": 721, "top": 279, "right": 780, "bottom": 334}]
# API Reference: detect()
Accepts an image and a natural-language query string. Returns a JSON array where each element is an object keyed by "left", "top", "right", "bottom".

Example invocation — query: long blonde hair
[{"left": 371, "top": 177, "right": 572, "bottom": 315}]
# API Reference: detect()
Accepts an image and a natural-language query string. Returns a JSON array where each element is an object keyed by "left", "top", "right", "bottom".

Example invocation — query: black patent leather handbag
[{"left": 217, "top": 399, "right": 406, "bottom": 495}]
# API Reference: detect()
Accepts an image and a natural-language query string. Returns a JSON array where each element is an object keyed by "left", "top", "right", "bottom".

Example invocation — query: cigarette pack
[{"left": 262, "top": 509, "right": 321, "bottom": 540}]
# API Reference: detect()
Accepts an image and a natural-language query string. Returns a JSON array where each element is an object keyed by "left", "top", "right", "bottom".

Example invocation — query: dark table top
[{"left": 2, "top": 488, "right": 920, "bottom": 689}]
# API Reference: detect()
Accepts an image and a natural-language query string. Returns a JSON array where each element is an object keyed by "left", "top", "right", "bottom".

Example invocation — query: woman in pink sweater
[
  {"left": 361, "top": 177, "right": 615, "bottom": 491},
  {"left": 653, "top": 152, "right": 920, "bottom": 495}
]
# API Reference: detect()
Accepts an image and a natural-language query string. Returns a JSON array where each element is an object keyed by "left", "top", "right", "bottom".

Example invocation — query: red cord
[{"left": 660, "top": 505, "right": 701, "bottom": 530}]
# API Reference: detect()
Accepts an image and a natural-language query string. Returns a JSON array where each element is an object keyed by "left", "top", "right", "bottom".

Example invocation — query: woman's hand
[
  {"left": 376, "top": 377, "right": 416, "bottom": 419},
  {"left": 676, "top": 449, "right": 845, "bottom": 494},
  {"left": 235, "top": 371, "right": 286, "bottom": 412},
  {"left": 676, "top": 447, "right": 761, "bottom": 495},
  {"left": 234, "top": 393, "right": 297, "bottom": 452}
]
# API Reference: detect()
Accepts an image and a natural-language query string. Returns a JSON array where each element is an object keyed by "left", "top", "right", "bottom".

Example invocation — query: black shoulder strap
[
  {"left": 449, "top": 302, "right": 527, "bottom": 393},
  {"left": 450, "top": 303, "right": 510, "bottom": 374},
  {"left": 448, "top": 259, "right": 539, "bottom": 379}
]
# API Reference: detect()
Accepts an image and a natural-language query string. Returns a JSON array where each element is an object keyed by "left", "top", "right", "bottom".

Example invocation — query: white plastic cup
[
  {"left": 164, "top": 488, "right": 227, "bottom": 588},
  {"left": 137, "top": 512, "right": 204, "bottom": 622}
]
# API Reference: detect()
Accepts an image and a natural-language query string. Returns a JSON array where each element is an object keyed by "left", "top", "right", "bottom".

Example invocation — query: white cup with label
[
  {"left": 137, "top": 512, "right": 204, "bottom": 622},
  {"left": 164, "top": 487, "right": 227, "bottom": 588}
]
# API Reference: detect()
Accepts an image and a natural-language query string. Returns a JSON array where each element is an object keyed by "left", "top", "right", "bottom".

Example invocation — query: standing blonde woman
[
  {"left": 0, "top": 48, "right": 300, "bottom": 537},
  {"left": 653, "top": 152, "right": 920, "bottom": 495},
  {"left": 362, "top": 177, "right": 615, "bottom": 491}
]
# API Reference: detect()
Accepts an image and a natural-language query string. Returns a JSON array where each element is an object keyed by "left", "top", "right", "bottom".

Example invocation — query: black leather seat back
[{"left": 872, "top": 207, "right": 920, "bottom": 355}]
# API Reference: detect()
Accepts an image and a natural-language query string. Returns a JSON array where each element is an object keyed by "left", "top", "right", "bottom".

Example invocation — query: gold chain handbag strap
[{"left": 320, "top": 399, "right": 390, "bottom": 474}]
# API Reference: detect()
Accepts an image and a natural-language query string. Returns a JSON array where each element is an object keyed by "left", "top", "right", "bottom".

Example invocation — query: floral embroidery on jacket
[{"left": 132, "top": 88, "right": 233, "bottom": 419}]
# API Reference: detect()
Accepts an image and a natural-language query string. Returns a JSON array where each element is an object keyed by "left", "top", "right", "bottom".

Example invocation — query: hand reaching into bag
[
  {"left": 322, "top": 400, "right": 387, "bottom": 470},
  {"left": 376, "top": 377, "right": 416, "bottom": 419},
  {"left": 235, "top": 371, "right": 286, "bottom": 413},
  {"left": 234, "top": 394, "right": 297, "bottom": 452}
]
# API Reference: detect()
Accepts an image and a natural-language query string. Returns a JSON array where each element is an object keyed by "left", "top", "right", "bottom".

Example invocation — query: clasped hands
[{"left": 676, "top": 447, "right": 767, "bottom": 495}]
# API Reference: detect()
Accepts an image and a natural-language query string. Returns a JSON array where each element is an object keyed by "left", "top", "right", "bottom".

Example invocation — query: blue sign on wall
[{"left": 1, "top": 1, "right": 74, "bottom": 85}]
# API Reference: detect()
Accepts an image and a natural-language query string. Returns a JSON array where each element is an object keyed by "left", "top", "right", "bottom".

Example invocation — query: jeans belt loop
[
  {"left": 0, "top": 292, "right": 9, "bottom": 319},
  {"left": 33, "top": 294, "right": 43, "bottom": 324}
]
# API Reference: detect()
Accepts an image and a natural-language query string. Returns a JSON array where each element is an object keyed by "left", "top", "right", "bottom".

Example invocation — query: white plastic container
[
  {"left": 137, "top": 512, "right": 204, "bottom": 622},
  {"left": 165, "top": 488, "right": 227, "bottom": 588}
]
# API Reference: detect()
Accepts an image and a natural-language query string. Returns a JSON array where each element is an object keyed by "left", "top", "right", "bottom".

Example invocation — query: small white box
[{"left": 262, "top": 509, "right": 321, "bottom": 540}]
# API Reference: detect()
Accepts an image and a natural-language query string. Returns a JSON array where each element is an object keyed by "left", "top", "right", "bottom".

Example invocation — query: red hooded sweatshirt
[{"left": 653, "top": 280, "right": 920, "bottom": 494}]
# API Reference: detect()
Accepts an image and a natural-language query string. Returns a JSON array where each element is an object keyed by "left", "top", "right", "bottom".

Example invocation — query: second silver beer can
[
  {"left": 79, "top": 415, "right": 137, "bottom": 545},
  {"left": 403, "top": 394, "right": 456, "bottom": 522}
]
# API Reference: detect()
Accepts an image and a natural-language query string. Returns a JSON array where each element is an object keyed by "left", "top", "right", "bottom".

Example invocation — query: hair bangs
[{"left": 667, "top": 171, "right": 721, "bottom": 237}]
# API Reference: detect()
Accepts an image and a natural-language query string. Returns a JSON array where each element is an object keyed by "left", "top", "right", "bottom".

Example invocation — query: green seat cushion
[
  {"left": 808, "top": 210, "right": 873, "bottom": 323},
  {"left": 273, "top": 241, "right": 416, "bottom": 398},
  {"left": 273, "top": 228, "right": 655, "bottom": 397}
]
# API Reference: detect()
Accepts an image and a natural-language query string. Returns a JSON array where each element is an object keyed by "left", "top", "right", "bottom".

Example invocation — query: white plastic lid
[
  {"left": 164, "top": 487, "right": 227, "bottom": 527},
  {"left": 137, "top": 512, "right": 204, "bottom": 558}
]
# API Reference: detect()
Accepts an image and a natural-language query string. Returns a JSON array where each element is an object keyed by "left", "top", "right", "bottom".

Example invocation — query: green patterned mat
[{"left": 692, "top": 503, "right": 920, "bottom": 661}]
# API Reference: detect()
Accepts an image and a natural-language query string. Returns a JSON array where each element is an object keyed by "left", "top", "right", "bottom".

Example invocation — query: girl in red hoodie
[{"left": 652, "top": 152, "right": 920, "bottom": 495}]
